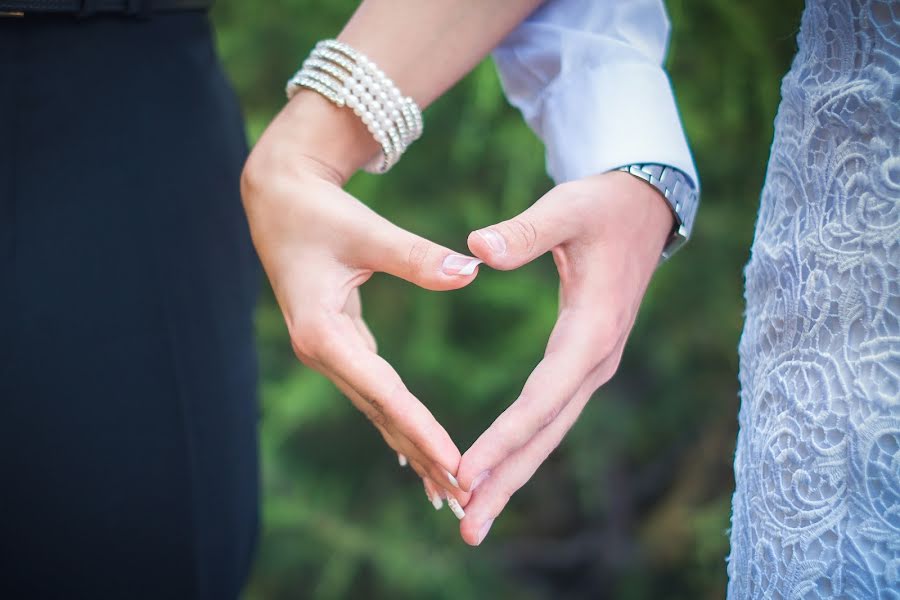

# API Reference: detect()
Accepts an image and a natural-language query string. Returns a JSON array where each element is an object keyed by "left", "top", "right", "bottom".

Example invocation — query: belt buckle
[{"left": 0, "top": 10, "right": 25, "bottom": 17}]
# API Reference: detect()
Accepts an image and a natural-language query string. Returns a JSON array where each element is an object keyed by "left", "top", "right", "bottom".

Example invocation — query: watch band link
[{"left": 617, "top": 164, "right": 699, "bottom": 260}]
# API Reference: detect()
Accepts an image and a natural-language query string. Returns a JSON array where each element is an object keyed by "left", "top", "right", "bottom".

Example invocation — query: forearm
[
  {"left": 253, "top": 0, "right": 543, "bottom": 184},
  {"left": 339, "top": 0, "right": 542, "bottom": 108}
]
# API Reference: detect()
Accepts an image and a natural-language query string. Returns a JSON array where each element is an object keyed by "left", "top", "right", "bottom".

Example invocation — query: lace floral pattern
[{"left": 728, "top": 1, "right": 900, "bottom": 598}]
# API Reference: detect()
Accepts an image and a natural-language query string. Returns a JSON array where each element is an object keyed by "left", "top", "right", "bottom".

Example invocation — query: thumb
[
  {"left": 468, "top": 188, "right": 581, "bottom": 270},
  {"left": 359, "top": 215, "right": 482, "bottom": 291}
]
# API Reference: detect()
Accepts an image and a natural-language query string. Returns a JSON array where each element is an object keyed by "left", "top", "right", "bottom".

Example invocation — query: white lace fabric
[{"left": 728, "top": 1, "right": 900, "bottom": 598}]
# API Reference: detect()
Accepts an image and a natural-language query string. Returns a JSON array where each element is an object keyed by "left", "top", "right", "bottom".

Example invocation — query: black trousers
[{"left": 0, "top": 11, "right": 260, "bottom": 599}]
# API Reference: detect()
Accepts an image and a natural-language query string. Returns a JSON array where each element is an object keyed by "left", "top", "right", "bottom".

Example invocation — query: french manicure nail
[
  {"left": 429, "top": 491, "right": 444, "bottom": 511},
  {"left": 445, "top": 470, "right": 461, "bottom": 489},
  {"left": 477, "top": 519, "right": 494, "bottom": 545},
  {"left": 441, "top": 254, "right": 482, "bottom": 276},
  {"left": 447, "top": 497, "right": 465, "bottom": 520},
  {"left": 477, "top": 229, "right": 506, "bottom": 255},
  {"left": 470, "top": 470, "right": 490, "bottom": 492},
  {"left": 398, "top": 453, "right": 408, "bottom": 467}
]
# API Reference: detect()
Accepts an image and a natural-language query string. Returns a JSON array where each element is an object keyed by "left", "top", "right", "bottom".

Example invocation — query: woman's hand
[
  {"left": 241, "top": 92, "right": 479, "bottom": 504},
  {"left": 453, "top": 172, "right": 676, "bottom": 544},
  {"left": 238, "top": 0, "right": 545, "bottom": 513}
]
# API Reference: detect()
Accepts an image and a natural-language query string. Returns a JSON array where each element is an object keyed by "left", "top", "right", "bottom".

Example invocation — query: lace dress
[{"left": 728, "top": 1, "right": 900, "bottom": 598}]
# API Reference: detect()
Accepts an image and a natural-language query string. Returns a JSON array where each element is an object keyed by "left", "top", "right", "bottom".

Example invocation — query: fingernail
[
  {"left": 447, "top": 497, "right": 466, "bottom": 520},
  {"left": 445, "top": 470, "right": 461, "bottom": 489},
  {"left": 476, "top": 229, "right": 506, "bottom": 255},
  {"left": 470, "top": 470, "right": 490, "bottom": 492},
  {"left": 398, "top": 453, "right": 408, "bottom": 467},
  {"left": 477, "top": 519, "right": 494, "bottom": 545},
  {"left": 429, "top": 491, "right": 444, "bottom": 511},
  {"left": 441, "top": 254, "right": 482, "bottom": 276}
]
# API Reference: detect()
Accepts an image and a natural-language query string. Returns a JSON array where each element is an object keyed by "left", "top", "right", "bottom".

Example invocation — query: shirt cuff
[{"left": 536, "top": 61, "right": 699, "bottom": 189}]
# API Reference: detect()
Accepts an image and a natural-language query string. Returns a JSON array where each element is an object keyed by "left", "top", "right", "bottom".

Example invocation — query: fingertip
[
  {"left": 460, "top": 517, "right": 483, "bottom": 546},
  {"left": 426, "top": 464, "right": 471, "bottom": 505},
  {"left": 439, "top": 254, "right": 483, "bottom": 280},
  {"left": 387, "top": 233, "right": 482, "bottom": 291},
  {"left": 468, "top": 227, "right": 523, "bottom": 271},
  {"left": 457, "top": 472, "right": 475, "bottom": 493},
  {"left": 466, "top": 230, "right": 495, "bottom": 264},
  {"left": 454, "top": 488, "right": 472, "bottom": 507},
  {"left": 447, "top": 496, "right": 466, "bottom": 520},
  {"left": 458, "top": 410, "right": 530, "bottom": 491},
  {"left": 457, "top": 454, "right": 489, "bottom": 493},
  {"left": 445, "top": 469, "right": 461, "bottom": 490},
  {"left": 424, "top": 479, "right": 443, "bottom": 511}
]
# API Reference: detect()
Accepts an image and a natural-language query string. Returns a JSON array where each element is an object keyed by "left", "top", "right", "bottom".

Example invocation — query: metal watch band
[{"left": 616, "top": 163, "right": 699, "bottom": 260}]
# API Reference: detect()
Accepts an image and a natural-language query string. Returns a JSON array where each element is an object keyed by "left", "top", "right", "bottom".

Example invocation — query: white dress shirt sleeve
[{"left": 492, "top": 0, "right": 699, "bottom": 189}]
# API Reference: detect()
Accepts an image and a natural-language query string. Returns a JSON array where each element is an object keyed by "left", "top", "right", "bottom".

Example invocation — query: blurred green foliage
[{"left": 211, "top": 1, "right": 805, "bottom": 598}]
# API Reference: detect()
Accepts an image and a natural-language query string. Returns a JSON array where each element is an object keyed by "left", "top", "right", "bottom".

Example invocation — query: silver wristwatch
[{"left": 616, "top": 164, "right": 699, "bottom": 260}]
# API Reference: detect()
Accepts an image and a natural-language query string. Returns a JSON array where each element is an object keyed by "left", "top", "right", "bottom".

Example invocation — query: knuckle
[
  {"left": 365, "top": 379, "right": 404, "bottom": 426},
  {"left": 366, "top": 408, "right": 389, "bottom": 429},
  {"left": 601, "top": 349, "right": 626, "bottom": 383},
  {"left": 406, "top": 239, "right": 432, "bottom": 276},
  {"left": 514, "top": 391, "right": 561, "bottom": 435},
  {"left": 593, "top": 332, "right": 618, "bottom": 360},
  {"left": 588, "top": 312, "right": 627, "bottom": 355},
  {"left": 379, "top": 379, "right": 405, "bottom": 411},
  {"left": 591, "top": 351, "right": 624, "bottom": 388},
  {"left": 537, "top": 400, "right": 564, "bottom": 432},
  {"left": 367, "top": 393, "right": 388, "bottom": 419},
  {"left": 500, "top": 406, "right": 533, "bottom": 447},
  {"left": 594, "top": 365, "right": 616, "bottom": 388},
  {"left": 503, "top": 218, "right": 538, "bottom": 255}
]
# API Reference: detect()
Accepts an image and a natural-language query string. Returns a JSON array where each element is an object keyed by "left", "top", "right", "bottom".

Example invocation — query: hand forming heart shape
[{"left": 242, "top": 98, "right": 674, "bottom": 547}]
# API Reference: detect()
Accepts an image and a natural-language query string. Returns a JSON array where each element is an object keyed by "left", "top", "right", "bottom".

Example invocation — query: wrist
[
  {"left": 267, "top": 89, "right": 381, "bottom": 185},
  {"left": 613, "top": 164, "right": 698, "bottom": 260},
  {"left": 604, "top": 172, "right": 676, "bottom": 256}
]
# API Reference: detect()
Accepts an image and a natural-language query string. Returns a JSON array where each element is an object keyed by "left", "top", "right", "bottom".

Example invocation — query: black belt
[{"left": 0, "top": 0, "right": 211, "bottom": 16}]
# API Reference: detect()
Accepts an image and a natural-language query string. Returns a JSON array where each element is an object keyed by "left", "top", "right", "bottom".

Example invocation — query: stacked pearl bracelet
[{"left": 285, "top": 39, "right": 423, "bottom": 174}]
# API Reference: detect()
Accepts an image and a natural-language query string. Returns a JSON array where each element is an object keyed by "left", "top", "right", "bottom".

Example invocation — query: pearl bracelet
[{"left": 285, "top": 39, "right": 423, "bottom": 174}]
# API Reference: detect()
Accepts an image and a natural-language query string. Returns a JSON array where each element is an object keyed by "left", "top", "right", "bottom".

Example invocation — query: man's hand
[
  {"left": 241, "top": 91, "right": 480, "bottom": 504},
  {"left": 454, "top": 172, "right": 675, "bottom": 544}
]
